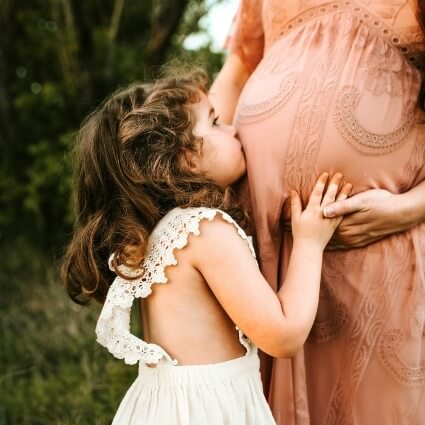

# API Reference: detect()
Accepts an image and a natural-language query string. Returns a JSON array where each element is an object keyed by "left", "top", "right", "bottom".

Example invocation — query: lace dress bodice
[
  {"left": 95, "top": 207, "right": 254, "bottom": 366},
  {"left": 230, "top": 0, "right": 425, "bottom": 72}
]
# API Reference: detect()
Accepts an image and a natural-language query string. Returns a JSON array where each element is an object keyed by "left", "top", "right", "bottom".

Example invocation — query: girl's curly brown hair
[{"left": 61, "top": 69, "right": 248, "bottom": 305}]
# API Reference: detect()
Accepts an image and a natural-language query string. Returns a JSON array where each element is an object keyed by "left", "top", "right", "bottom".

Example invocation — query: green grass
[{"left": 0, "top": 244, "right": 138, "bottom": 425}]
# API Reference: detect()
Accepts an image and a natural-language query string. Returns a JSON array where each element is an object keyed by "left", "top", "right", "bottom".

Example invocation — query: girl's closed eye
[{"left": 212, "top": 115, "right": 220, "bottom": 126}]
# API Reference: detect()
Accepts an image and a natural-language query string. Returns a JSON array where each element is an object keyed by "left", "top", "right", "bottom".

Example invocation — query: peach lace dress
[{"left": 227, "top": 1, "right": 425, "bottom": 424}]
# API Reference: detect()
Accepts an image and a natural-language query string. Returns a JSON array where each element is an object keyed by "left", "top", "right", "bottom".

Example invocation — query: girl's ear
[{"left": 184, "top": 150, "right": 202, "bottom": 173}]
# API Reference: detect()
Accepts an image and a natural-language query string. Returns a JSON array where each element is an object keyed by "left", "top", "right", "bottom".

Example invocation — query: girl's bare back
[{"left": 141, "top": 235, "right": 245, "bottom": 365}]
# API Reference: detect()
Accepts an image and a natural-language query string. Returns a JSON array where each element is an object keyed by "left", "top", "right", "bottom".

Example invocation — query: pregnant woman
[{"left": 210, "top": 1, "right": 425, "bottom": 424}]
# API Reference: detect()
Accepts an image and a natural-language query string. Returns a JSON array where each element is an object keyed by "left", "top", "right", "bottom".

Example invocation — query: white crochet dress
[{"left": 95, "top": 207, "right": 276, "bottom": 425}]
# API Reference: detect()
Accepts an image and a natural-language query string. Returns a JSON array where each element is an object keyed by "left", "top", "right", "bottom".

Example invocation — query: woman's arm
[
  {"left": 191, "top": 174, "right": 351, "bottom": 358},
  {"left": 323, "top": 181, "right": 425, "bottom": 249},
  {"left": 209, "top": 53, "right": 251, "bottom": 124}
]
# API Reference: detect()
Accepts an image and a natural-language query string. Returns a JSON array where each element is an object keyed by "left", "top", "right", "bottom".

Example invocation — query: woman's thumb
[{"left": 323, "top": 198, "right": 357, "bottom": 218}]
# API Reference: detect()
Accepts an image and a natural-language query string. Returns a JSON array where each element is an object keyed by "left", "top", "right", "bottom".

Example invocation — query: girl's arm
[
  {"left": 208, "top": 53, "right": 251, "bottom": 124},
  {"left": 191, "top": 173, "right": 351, "bottom": 358},
  {"left": 323, "top": 180, "right": 425, "bottom": 249}
]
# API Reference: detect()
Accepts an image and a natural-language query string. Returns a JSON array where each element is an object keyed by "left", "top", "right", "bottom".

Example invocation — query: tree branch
[
  {"left": 106, "top": 0, "right": 125, "bottom": 78},
  {"left": 146, "top": 0, "right": 190, "bottom": 68}
]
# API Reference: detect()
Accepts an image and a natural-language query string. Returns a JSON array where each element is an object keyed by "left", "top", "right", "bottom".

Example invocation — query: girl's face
[{"left": 191, "top": 93, "right": 246, "bottom": 186}]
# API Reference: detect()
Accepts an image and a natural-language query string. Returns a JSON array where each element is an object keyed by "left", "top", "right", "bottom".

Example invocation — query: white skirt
[{"left": 111, "top": 347, "right": 276, "bottom": 425}]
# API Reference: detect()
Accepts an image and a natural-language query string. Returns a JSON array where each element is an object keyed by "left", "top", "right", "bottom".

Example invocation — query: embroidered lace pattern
[
  {"left": 95, "top": 207, "right": 255, "bottom": 365},
  {"left": 237, "top": 72, "right": 298, "bottom": 123},
  {"left": 409, "top": 288, "right": 425, "bottom": 339},
  {"left": 268, "top": 1, "right": 425, "bottom": 70},
  {"left": 309, "top": 299, "right": 348, "bottom": 343},
  {"left": 358, "top": 35, "right": 417, "bottom": 97},
  {"left": 236, "top": 39, "right": 303, "bottom": 124},
  {"left": 309, "top": 251, "right": 350, "bottom": 343},
  {"left": 283, "top": 18, "right": 351, "bottom": 193},
  {"left": 377, "top": 329, "right": 425, "bottom": 387},
  {"left": 397, "top": 118, "right": 425, "bottom": 192},
  {"left": 323, "top": 237, "right": 414, "bottom": 424},
  {"left": 334, "top": 85, "right": 417, "bottom": 156}
]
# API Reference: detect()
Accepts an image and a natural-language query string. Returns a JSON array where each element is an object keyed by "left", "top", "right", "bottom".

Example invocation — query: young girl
[{"left": 62, "top": 69, "right": 351, "bottom": 425}]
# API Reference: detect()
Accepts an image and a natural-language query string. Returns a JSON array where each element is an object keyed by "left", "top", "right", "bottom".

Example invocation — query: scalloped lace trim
[{"left": 95, "top": 207, "right": 255, "bottom": 365}]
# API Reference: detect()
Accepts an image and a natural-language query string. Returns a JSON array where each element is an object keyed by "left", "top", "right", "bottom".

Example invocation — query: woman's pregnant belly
[
  {"left": 232, "top": 12, "right": 425, "bottom": 400},
  {"left": 234, "top": 12, "right": 425, "bottom": 216}
]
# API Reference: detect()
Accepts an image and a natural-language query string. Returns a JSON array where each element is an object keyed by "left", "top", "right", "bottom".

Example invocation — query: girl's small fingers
[
  {"left": 290, "top": 191, "right": 302, "bottom": 219},
  {"left": 307, "top": 172, "right": 329, "bottom": 208},
  {"left": 321, "top": 173, "right": 343, "bottom": 206},
  {"left": 336, "top": 183, "right": 352, "bottom": 201}
]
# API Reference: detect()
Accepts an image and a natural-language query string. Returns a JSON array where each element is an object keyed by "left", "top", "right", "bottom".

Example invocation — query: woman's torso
[
  {"left": 233, "top": 2, "right": 425, "bottom": 421},
  {"left": 235, "top": 0, "right": 425, "bottom": 227}
]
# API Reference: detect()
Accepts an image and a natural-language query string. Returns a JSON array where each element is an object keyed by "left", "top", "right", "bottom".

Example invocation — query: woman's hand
[{"left": 323, "top": 187, "right": 425, "bottom": 249}]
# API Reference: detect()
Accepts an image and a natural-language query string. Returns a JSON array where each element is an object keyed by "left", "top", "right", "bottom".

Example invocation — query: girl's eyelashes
[{"left": 212, "top": 115, "right": 220, "bottom": 126}]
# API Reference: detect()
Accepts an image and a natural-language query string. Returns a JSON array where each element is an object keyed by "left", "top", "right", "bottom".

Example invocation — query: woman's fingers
[
  {"left": 321, "top": 173, "right": 343, "bottom": 206},
  {"left": 307, "top": 172, "right": 329, "bottom": 208},
  {"left": 323, "top": 190, "right": 362, "bottom": 218},
  {"left": 322, "top": 183, "right": 353, "bottom": 217}
]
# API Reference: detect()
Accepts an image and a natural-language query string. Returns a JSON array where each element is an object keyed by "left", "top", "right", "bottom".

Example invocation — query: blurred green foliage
[
  {"left": 0, "top": 0, "right": 227, "bottom": 423},
  {"left": 0, "top": 0, "right": 225, "bottom": 254}
]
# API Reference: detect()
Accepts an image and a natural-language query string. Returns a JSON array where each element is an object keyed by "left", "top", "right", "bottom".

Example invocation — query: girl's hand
[
  {"left": 291, "top": 173, "right": 352, "bottom": 250},
  {"left": 323, "top": 189, "right": 417, "bottom": 249}
]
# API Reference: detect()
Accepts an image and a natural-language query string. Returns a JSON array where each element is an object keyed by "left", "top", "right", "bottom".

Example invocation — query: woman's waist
[
  {"left": 246, "top": 165, "right": 425, "bottom": 219},
  {"left": 256, "top": 224, "right": 425, "bottom": 286}
]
